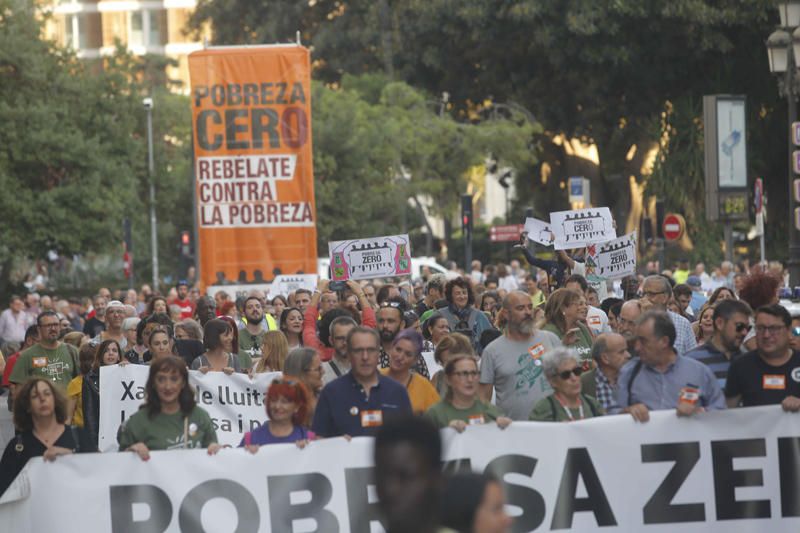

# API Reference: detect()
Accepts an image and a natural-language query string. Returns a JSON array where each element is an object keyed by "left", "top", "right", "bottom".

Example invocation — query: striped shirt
[
  {"left": 668, "top": 311, "right": 697, "bottom": 356},
  {"left": 685, "top": 341, "right": 739, "bottom": 389}
]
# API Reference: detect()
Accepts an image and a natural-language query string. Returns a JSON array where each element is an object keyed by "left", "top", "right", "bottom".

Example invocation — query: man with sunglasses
[
  {"left": 616, "top": 311, "right": 724, "bottom": 421},
  {"left": 9, "top": 311, "right": 79, "bottom": 390},
  {"left": 685, "top": 300, "right": 752, "bottom": 389},
  {"left": 725, "top": 304, "right": 800, "bottom": 412}
]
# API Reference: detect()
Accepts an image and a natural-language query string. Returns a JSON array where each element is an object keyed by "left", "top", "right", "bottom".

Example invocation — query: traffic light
[
  {"left": 461, "top": 194, "right": 473, "bottom": 235},
  {"left": 180, "top": 231, "right": 191, "bottom": 257}
]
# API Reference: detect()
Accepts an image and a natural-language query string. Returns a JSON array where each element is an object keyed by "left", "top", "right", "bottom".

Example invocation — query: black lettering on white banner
[{"left": 641, "top": 441, "right": 705, "bottom": 524}]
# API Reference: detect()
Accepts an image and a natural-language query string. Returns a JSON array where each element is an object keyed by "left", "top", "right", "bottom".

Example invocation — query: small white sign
[
  {"left": 523, "top": 217, "right": 555, "bottom": 246},
  {"left": 267, "top": 274, "right": 318, "bottom": 299},
  {"left": 585, "top": 231, "right": 637, "bottom": 280},
  {"left": 550, "top": 207, "right": 616, "bottom": 250},
  {"left": 794, "top": 151, "right": 800, "bottom": 175},
  {"left": 793, "top": 121, "right": 800, "bottom": 146}
]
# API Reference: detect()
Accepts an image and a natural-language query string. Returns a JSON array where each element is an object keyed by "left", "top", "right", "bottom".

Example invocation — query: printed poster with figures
[
  {"left": 328, "top": 234, "right": 411, "bottom": 281},
  {"left": 267, "top": 274, "right": 318, "bottom": 299},
  {"left": 550, "top": 207, "right": 616, "bottom": 250},
  {"left": 586, "top": 231, "right": 637, "bottom": 280},
  {"left": 523, "top": 217, "right": 555, "bottom": 246}
]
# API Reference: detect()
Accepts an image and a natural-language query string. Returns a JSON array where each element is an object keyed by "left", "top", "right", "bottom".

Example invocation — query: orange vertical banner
[{"left": 189, "top": 46, "right": 317, "bottom": 290}]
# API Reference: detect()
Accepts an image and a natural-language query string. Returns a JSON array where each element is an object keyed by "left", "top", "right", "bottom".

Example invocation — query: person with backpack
[{"left": 529, "top": 347, "right": 604, "bottom": 422}]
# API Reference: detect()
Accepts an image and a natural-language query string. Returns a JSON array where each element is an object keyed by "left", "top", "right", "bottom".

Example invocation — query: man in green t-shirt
[
  {"left": 238, "top": 296, "right": 270, "bottom": 369},
  {"left": 10, "top": 310, "right": 79, "bottom": 390}
]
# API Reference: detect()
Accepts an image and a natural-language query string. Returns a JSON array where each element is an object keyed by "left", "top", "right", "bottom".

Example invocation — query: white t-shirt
[{"left": 586, "top": 305, "right": 611, "bottom": 335}]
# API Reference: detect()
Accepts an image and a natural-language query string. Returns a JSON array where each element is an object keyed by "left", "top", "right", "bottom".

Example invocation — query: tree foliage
[
  {"left": 192, "top": 0, "right": 788, "bottom": 264},
  {"left": 0, "top": 3, "right": 193, "bottom": 292}
]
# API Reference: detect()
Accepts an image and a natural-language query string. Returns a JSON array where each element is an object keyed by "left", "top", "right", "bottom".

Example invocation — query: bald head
[
  {"left": 618, "top": 300, "right": 642, "bottom": 339},
  {"left": 591, "top": 332, "right": 630, "bottom": 372},
  {"left": 503, "top": 290, "right": 529, "bottom": 310}
]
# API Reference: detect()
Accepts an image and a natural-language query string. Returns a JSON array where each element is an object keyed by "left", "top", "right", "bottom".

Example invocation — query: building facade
[{"left": 41, "top": 0, "right": 209, "bottom": 88}]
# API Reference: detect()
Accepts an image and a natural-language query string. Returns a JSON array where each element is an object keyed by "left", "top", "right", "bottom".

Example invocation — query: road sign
[
  {"left": 489, "top": 224, "right": 524, "bottom": 243},
  {"left": 662, "top": 213, "right": 685, "bottom": 242},
  {"left": 793, "top": 122, "right": 800, "bottom": 146},
  {"left": 754, "top": 178, "right": 763, "bottom": 215}
]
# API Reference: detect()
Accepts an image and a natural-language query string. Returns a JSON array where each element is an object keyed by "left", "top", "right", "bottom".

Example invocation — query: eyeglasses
[
  {"left": 642, "top": 290, "right": 666, "bottom": 298},
  {"left": 557, "top": 367, "right": 583, "bottom": 380},
  {"left": 733, "top": 322, "right": 751, "bottom": 333},
  {"left": 38, "top": 322, "right": 60, "bottom": 329},
  {"left": 755, "top": 325, "right": 786, "bottom": 335},
  {"left": 380, "top": 301, "right": 403, "bottom": 309},
  {"left": 451, "top": 370, "right": 479, "bottom": 379}
]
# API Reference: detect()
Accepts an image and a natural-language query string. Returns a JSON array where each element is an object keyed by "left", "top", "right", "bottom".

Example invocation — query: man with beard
[
  {"left": 377, "top": 297, "right": 429, "bottom": 378},
  {"left": 238, "top": 296, "right": 270, "bottom": 369},
  {"left": 725, "top": 304, "right": 800, "bottom": 411},
  {"left": 479, "top": 290, "right": 562, "bottom": 420},
  {"left": 617, "top": 299, "right": 642, "bottom": 354},
  {"left": 10, "top": 311, "right": 79, "bottom": 390},
  {"left": 173, "top": 280, "right": 195, "bottom": 319},
  {"left": 321, "top": 316, "right": 357, "bottom": 385},
  {"left": 82, "top": 294, "right": 107, "bottom": 337},
  {"left": 686, "top": 299, "right": 752, "bottom": 389}
]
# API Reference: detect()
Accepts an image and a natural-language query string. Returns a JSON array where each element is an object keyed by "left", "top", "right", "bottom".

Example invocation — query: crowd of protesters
[{"left": 1, "top": 241, "right": 799, "bottom": 532}]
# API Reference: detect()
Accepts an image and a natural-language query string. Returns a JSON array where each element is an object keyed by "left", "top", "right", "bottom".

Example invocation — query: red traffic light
[{"left": 181, "top": 231, "right": 190, "bottom": 245}]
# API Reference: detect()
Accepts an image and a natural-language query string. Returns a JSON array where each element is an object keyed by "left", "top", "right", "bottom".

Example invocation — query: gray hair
[
  {"left": 284, "top": 347, "right": 318, "bottom": 376},
  {"left": 643, "top": 275, "right": 672, "bottom": 297},
  {"left": 122, "top": 317, "right": 141, "bottom": 332},
  {"left": 541, "top": 347, "right": 579, "bottom": 379},
  {"left": 175, "top": 318, "right": 203, "bottom": 341}
]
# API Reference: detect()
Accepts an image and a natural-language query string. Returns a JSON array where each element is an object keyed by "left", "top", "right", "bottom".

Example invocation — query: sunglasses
[
  {"left": 733, "top": 322, "right": 751, "bottom": 333},
  {"left": 557, "top": 367, "right": 583, "bottom": 380}
]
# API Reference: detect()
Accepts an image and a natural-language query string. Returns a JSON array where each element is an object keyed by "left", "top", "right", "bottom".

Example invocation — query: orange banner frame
[{"left": 189, "top": 46, "right": 317, "bottom": 290}]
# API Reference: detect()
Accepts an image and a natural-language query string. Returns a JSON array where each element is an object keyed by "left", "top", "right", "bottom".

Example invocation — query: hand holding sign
[{"left": 524, "top": 217, "right": 555, "bottom": 246}]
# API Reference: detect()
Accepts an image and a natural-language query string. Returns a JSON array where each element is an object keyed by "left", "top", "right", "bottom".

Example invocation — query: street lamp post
[
  {"left": 767, "top": 1, "right": 800, "bottom": 285},
  {"left": 143, "top": 97, "right": 159, "bottom": 292}
]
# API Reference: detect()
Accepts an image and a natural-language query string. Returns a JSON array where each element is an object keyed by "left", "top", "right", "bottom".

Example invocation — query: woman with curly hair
[
  {"left": 738, "top": 272, "right": 781, "bottom": 351},
  {"left": 438, "top": 278, "right": 494, "bottom": 354}
]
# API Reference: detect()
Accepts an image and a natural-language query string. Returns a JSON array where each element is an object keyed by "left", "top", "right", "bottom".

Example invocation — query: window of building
[
  {"left": 64, "top": 14, "right": 87, "bottom": 49},
  {"left": 129, "top": 10, "right": 162, "bottom": 48}
]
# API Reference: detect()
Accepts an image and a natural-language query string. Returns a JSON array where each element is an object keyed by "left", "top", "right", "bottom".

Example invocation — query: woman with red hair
[{"left": 240, "top": 378, "right": 315, "bottom": 450}]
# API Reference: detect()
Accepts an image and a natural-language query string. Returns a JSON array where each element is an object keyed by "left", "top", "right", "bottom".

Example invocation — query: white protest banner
[
  {"left": 267, "top": 274, "right": 318, "bottom": 299},
  {"left": 98, "top": 365, "right": 281, "bottom": 452},
  {"left": 550, "top": 207, "right": 616, "bottom": 250},
  {"left": 328, "top": 234, "right": 412, "bottom": 281},
  {"left": 585, "top": 231, "right": 637, "bottom": 280},
  {"left": 524, "top": 217, "right": 555, "bottom": 246},
  {"left": 4, "top": 406, "right": 800, "bottom": 532}
]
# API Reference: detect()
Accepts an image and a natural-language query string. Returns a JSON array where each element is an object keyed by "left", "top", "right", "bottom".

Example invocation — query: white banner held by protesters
[
  {"left": 328, "top": 234, "right": 412, "bottom": 281},
  {"left": 524, "top": 217, "right": 555, "bottom": 246},
  {"left": 267, "top": 274, "right": 318, "bottom": 299},
  {"left": 98, "top": 365, "right": 281, "bottom": 452},
  {"left": 4, "top": 406, "right": 799, "bottom": 532},
  {"left": 550, "top": 207, "right": 616, "bottom": 250},
  {"left": 586, "top": 231, "right": 637, "bottom": 280}
]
